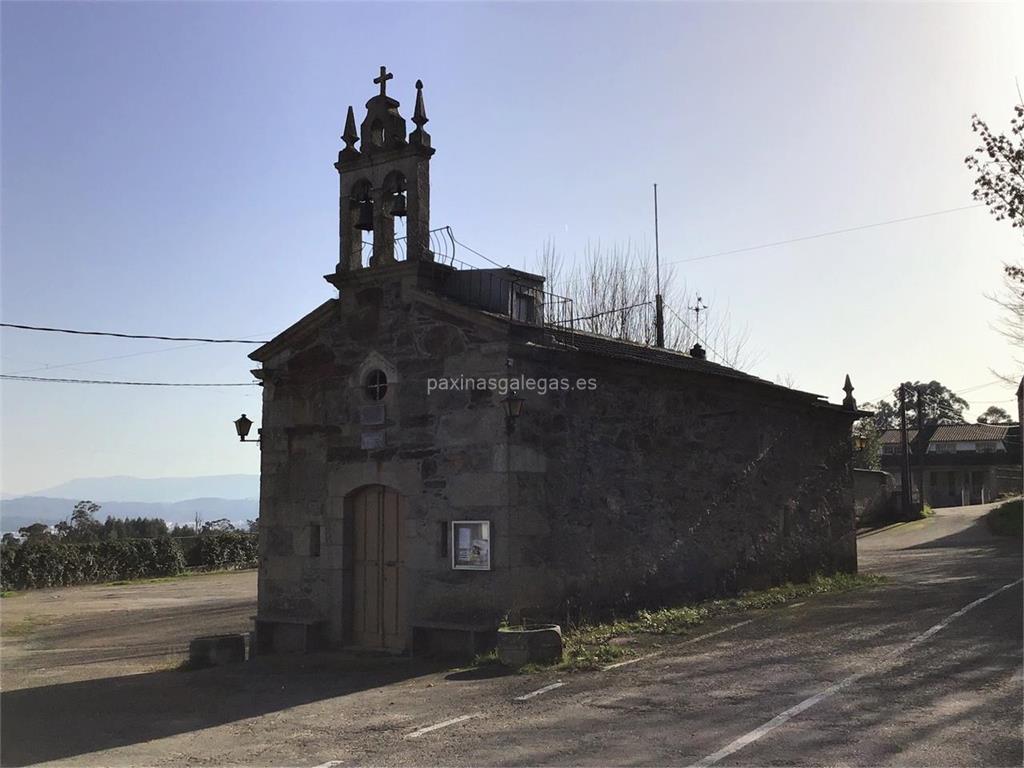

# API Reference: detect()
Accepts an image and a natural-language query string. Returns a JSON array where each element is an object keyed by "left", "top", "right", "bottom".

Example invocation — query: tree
[
  {"left": 989, "top": 262, "right": 1024, "bottom": 385},
  {"left": 66, "top": 501, "right": 102, "bottom": 543},
  {"left": 860, "top": 399, "right": 900, "bottom": 433},
  {"left": 201, "top": 518, "right": 236, "bottom": 534},
  {"left": 977, "top": 405, "right": 1014, "bottom": 424},
  {"left": 968, "top": 103, "right": 1024, "bottom": 384},
  {"left": 852, "top": 417, "right": 882, "bottom": 471},
  {"left": 865, "top": 381, "right": 969, "bottom": 430},
  {"left": 965, "top": 103, "right": 1024, "bottom": 236},
  {"left": 533, "top": 241, "right": 757, "bottom": 370},
  {"left": 17, "top": 523, "right": 53, "bottom": 542}
]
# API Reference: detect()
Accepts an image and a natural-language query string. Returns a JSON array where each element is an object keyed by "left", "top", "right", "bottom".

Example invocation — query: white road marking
[
  {"left": 788, "top": 602, "right": 806, "bottom": 608},
  {"left": 602, "top": 619, "right": 754, "bottom": 671},
  {"left": 688, "top": 578, "right": 1024, "bottom": 768},
  {"left": 602, "top": 650, "right": 662, "bottom": 670},
  {"left": 405, "top": 713, "right": 481, "bottom": 739},
  {"left": 514, "top": 681, "right": 565, "bottom": 700},
  {"left": 311, "top": 761, "right": 345, "bottom": 768}
]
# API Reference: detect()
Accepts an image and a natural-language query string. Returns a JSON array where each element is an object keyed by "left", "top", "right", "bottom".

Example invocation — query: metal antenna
[
  {"left": 653, "top": 184, "right": 664, "bottom": 348},
  {"left": 689, "top": 295, "right": 709, "bottom": 345}
]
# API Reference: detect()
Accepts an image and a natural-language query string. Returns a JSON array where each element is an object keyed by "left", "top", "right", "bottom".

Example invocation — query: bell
[
  {"left": 391, "top": 191, "right": 407, "bottom": 217},
  {"left": 354, "top": 199, "right": 373, "bottom": 231}
]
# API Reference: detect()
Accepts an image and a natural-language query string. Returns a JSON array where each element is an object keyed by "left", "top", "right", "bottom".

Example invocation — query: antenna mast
[{"left": 653, "top": 184, "right": 665, "bottom": 348}]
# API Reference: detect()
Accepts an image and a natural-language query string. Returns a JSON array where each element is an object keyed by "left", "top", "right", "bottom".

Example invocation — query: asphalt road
[
  {"left": 370, "top": 502, "right": 1023, "bottom": 768},
  {"left": 1, "top": 503, "right": 1020, "bottom": 767}
]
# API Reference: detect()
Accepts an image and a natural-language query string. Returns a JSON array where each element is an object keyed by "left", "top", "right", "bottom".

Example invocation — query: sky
[{"left": 2, "top": 1, "right": 1022, "bottom": 496}]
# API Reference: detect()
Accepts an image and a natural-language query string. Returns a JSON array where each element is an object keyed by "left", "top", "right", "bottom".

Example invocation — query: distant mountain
[
  {"left": 0, "top": 496, "right": 259, "bottom": 534},
  {"left": 24, "top": 474, "right": 259, "bottom": 503}
]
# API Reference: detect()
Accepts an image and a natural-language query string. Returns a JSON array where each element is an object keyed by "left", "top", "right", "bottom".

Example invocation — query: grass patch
[
  {"left": 104, "top": 575, "right": 187, "bottom": 587},
  {"left": 1, "top": 613, "right": 58, "bottom": 638},
  {"left": 103, "top": 567, "right": 256, "bottom": 588},
  {"left": 987, "top": 498, "right": 1023, "bottom": 537},
  {"left": 472, "top": 649, "right": 502, "bottom": 667},
  {"left": 553, "top": 572, "right": 885, "bottom": 672},
  {"left": 1, "top": 590, "right": 20, "bottom": 598}
]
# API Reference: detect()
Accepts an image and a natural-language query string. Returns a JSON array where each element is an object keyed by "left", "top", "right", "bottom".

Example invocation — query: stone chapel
[{"left": 248, "top": 69, "right": 862, "bottom": 655}]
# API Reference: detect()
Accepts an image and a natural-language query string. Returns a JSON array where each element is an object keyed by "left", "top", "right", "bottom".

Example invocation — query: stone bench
[{"left": 254, "top": 614, "right": 325, "bottom": 655}]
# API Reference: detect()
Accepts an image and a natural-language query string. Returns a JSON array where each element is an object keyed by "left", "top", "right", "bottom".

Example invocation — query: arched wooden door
[{"left": 350, "top": 485, "right": 407, "bottom": 651}]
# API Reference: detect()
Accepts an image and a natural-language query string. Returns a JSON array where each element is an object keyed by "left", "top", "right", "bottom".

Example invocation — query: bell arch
[
  {"left": 339, "top": 178, "right": 372, "bottom": 270},
  {"left": 332, "top": 69, "right": 435, "bottom": 277}
]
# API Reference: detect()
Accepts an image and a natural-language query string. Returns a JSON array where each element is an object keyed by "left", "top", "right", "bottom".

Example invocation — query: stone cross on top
[{"left": 373, "top": 66, "right": 393, "bottom": 96}]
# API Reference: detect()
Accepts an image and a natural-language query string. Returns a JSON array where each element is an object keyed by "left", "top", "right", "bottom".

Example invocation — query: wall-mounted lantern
[
  {"left": 234, "top": 413, "right": 261, "bottom": 444},
  {"left": 502, "top": 393, "right": 525, "bottom": 435}
]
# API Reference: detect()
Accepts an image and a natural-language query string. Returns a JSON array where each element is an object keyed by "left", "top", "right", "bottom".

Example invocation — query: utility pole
[
  {"left": 915, "top": 386, "right": 926, "bottom": 514},
  {"left": 899, "top": 384, "right": 912, "bottom": 516},
  {"left": 653, "top": 184, "right": 665, "bottom": 348}
]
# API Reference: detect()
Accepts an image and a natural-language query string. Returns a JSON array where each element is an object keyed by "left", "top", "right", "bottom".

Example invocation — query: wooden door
[{"left": 351, "top": 485, "right": 406, "bottom": 651}]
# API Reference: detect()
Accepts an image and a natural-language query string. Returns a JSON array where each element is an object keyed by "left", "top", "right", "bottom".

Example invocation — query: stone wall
[
  {"left": 500, "top": 332, "right": 858, "bottom": 623},
  {"left": 252, "top": 265, "right": 858, "bottom": 648},
  {"left": 853, "top": 468, "right": 896, "bottom": 525}
]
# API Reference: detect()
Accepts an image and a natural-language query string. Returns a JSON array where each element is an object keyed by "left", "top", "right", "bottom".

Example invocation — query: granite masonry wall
[{"left": 252, "top": 264, "right": 858, "bottom": 650}]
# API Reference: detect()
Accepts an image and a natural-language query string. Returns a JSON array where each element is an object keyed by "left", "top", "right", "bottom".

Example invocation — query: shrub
[
  {"left": 0, "top": 537, "right": 187, "bottom": 591},
  {"left": 195, "top": 532, "right": 258, "bottom": 570}
]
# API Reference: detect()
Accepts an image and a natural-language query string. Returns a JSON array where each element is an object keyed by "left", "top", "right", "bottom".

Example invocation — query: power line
[
  {"left": 656, "top": 204, "right": 984, "bottom": 269},
  {"left": 0, "top": 323, "right": 270, "bottom": 344},
  {"left": 451, "top": 238, "right": 508, "bottom": 269},
  {"left": 1, "top": 205, "right": 983, "bottom": 349},
  {"left": 0, "top": 375, "right": 258, "bottom": 387},
  {"left": 553, "top": 300, "right": 654, "bottom": 325},
  {"left": 664, "top": 302, "right": 728, "bottom": 365},
  {"left": 862, "top": 378, "right": 1009, "bottom": 404},
  {"left": 5, "top": 341, "right": 210, "bottom": 377}
]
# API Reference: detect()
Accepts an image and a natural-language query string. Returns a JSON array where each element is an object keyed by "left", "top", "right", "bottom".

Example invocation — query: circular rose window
[{"left": 365, "top": 369, "right": 388, "bottom": 401}]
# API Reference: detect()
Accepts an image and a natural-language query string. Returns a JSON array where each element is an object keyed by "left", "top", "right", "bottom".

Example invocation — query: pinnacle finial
[
  {"left": 843, "top": 374, "right": 857, "bottom": 410},
  {"left": 413, "top": 80, "right": 428, "bottom": 126},
  {"left": 342, "top": 106, "right": 358, "bottom": 148},
  {"left": 410, "top": 79, "right": 431, "bottom": 148},
  {"left": 339, "top": 105, "right": 360, "bottom": 162}
]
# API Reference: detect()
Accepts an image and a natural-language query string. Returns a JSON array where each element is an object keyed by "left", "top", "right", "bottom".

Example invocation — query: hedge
[
  {"left": 178, "top": 532, "right": 259, "bottom": 570},
  {"left": 0, "top": 532, "right": 258, "bottom": 591},
  {"left": 0, "top": 538, "right": 185, "bottom": 591}
]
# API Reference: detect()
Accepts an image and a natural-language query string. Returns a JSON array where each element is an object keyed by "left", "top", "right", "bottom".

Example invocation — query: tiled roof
[
  {"left": 928, "top": 423, "right": 1010, "bottom": 442},
  {"left": 880, "top": 429, "right": 918, "bottom": 444},
  {"left": 542, "top": 326, "right": 847, "bottom": 407},
  {"left": 879, "top": 423, "right": 1011, "bottom": 444}
]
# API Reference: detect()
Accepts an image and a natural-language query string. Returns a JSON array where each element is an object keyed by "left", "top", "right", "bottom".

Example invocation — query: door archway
[{"left": 347, "top": 485, "right": 407, "bottom": 651}]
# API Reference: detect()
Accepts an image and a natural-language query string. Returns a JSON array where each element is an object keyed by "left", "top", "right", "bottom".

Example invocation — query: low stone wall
[{"left": 853, "top": 469, "right": 895, "bottom": 525}]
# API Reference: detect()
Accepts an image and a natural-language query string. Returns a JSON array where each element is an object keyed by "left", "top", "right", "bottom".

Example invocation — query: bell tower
[{"left": 333, "top": 67, "right": 435, "bottom": 277}]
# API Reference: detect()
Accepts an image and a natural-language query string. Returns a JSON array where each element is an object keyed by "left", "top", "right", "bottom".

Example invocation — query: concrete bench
[{"left": 254, "top": 614, "right": 325, "bottom": 655}]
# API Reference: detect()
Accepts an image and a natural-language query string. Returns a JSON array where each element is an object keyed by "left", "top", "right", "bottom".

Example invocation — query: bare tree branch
[{"left": 533, "top": 241, "right": 759, "bottom": 370}]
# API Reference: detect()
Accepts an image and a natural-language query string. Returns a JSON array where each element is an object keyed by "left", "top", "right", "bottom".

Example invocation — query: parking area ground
[
  {"left": 1, "top": 570, "right": 256, "bottom": 691},
  {"left": 1, "top": 503, "right": 1020, "bottom": 767}
]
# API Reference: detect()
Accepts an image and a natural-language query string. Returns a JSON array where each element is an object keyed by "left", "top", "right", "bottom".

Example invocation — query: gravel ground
[{"left": 1, "top": 503, "right": 1020, "bottom": 767}]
